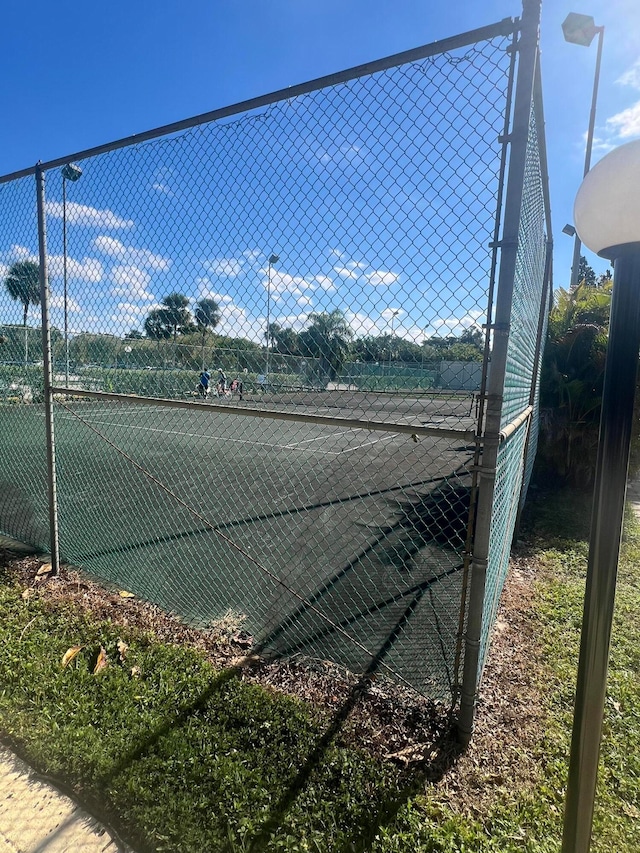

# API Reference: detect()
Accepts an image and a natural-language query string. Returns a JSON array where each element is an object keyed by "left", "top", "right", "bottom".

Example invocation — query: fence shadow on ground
[{"left": 92, "top": 645, "right": 461, "bottom": 852}]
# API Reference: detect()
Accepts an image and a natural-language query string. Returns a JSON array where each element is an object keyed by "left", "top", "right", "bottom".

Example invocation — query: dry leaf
[
  {"left": 36, "top": 563, "right": 53, "bottom": 578},
  {"left": 61, "top": 646, "right": 84, "bottom": 668},
  {"left": 130, "top": 665, "right": 142, "bottom": 679},
  {"left": 385, "top": 744, "right": 433, "bottom": 766},
  {"left": 116, "top": 639, "right": 129, "bottom": 662},
  {"left": 119, "top": 590, "right": 135, "bottom": 598},
  {"left": 21, "top": 588, "right": 33, "bottom": 600},
  {"left": 93, "top": 646, "right": 109, "bottom": 674}
]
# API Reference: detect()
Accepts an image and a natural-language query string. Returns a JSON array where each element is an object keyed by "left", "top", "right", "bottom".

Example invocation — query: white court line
[
  {"left": 41, "top": 413, "right": 374, "bottom": 455},
  {"left": 283, "top": 432, "right": 342, "bottom": 448},
  {"left": 338, "top": 433, "right": 397, "bottom": 455}
]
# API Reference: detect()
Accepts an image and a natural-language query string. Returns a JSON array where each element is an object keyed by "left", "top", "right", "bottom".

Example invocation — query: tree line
[{"left": 1, "top": 260, "right": 484, "bottom": 377}]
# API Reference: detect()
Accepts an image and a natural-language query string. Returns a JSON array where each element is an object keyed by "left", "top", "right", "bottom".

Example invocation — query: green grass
[{"left": 0, "top": 489, "right": 639, "bottom": 851}]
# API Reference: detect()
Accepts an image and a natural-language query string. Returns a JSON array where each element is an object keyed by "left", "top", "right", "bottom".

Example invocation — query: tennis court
[
  {"left": 0, "top": 399, "right": 474, "bottom": 698},
  {"left": 0, "top": 8, "right": 551, "bottom": 730}
]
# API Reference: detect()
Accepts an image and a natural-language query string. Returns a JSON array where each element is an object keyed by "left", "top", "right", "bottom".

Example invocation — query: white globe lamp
[{"left": 574, "top": 138, "right": 640, "bottom": 259}]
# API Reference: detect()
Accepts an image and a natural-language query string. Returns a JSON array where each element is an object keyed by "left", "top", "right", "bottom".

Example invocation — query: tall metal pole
[
  {"left": 570, "top": 26, "right": 604, "bottom": 289},
  {"left": 266, "top": 259, "right": 272, "bottom": 384},
  {"left": 62, "top": 174, "right": 69, "bottom": 389},
  {"left": 562, "top": 249, "right": 640, "bottom": 852},
  {"left": 36, "top": 164, "right": 61, "bottom": 574},
  {"left": 458, "top": 0, "right": 541, "bottom": 744}
]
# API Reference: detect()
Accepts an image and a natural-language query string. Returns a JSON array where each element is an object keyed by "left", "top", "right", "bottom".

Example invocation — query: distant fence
[{"left": 0, "top": 0, "right": 549, "bottom": 742}]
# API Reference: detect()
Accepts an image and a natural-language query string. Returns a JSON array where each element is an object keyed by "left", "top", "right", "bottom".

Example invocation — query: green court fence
[{"left": 0, "top": 0, "right": 550, "bottom": 741}]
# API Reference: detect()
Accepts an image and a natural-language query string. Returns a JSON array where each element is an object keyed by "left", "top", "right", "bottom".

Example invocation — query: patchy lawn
[{"left": 0, "top": 488, "right": 638, "bottom": 851}]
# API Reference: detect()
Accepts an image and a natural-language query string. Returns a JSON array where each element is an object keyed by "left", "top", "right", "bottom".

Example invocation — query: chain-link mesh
[
  {"left": 0, "top": 176, "right": 50, "bottom": 551},
  {"left": 477, "top": 85, "right": 549, "bottom": 678},
  {"left": 0, "top": 19, "right": 551, "bottom": 713}
]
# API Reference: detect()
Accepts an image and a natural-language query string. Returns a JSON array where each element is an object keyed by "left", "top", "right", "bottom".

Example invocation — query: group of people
[{"left": 197, "top": 368, "right": 243, "bottom": 400}]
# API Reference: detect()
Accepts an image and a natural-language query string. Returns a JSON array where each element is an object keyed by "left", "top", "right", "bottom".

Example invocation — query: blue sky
[{"left": 1, "top": 0, "right": 639, "bottom": 345}]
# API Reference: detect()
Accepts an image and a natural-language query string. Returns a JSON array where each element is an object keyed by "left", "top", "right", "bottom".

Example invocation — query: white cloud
[
  {"left": 204, "top": 258, "right": 244, "bottom": 277},
  {"left": 4, "top": 244, "right": 32, "bottom": 262},
  {"left": 110, "top": 265, "right": 154, "bottom": 301},
  {"left": 314, "top": 275, "right": 336, "bottom": 292},
  {"left": 0, "top": 244, "right": 103, "bottom": 284},
  {"left": 111, "top": 302, "right": 155, "bottom": 332},
  {"left": 617, "top": 60, "right": 640, "bottom": 90},
  {"left": 295, "top": 294, "right": 314, "bottom": 308},
  {"left": 304, "top": 139, "right": 363, "bottom": 167},
  {"left": 49, "top": 294, "right": 81, "bottom": 312},
  {"left": 380, "top": 308, "right": 404, "bottom": 322},
  {"left": 93, "top": 236, "right": 171, "bottom": 271},
  {"left": 606, "top": 100, "right": 640, "bottom": 140},
  {"left": 333, "top": 266, "right": 359, "bottom": 280},
  {"left": 196, "top": 279, "right": 234, "bottom": 304},
  {"left": 428, "top": 312, "right": 483, "bottom": 335},
  {"left": 345, "top": 311, "right": 381, "bottom": 338},
  {"left": 45, "top": 201, "right": 134, "bottom": 229},
  {"left": 365, "top": 270, "right": 400, "bottom": 287},
  {"left": 47, "top": 256, "right": 103, "bottom": 282},
  {"left": 273, "top": 312, "right": 311, "bottom": 332},
  {"left": 333, "top": 260, "right": 368, "bottom": 280},
  {"left": 263, "top": 270, "right": 315, "bottom": 304},
  {"left": 243, "top": 249, "right": 262, "bottom": 260},
  {"left": 151, "top": 182, "right": 174, "bottom": 196}
]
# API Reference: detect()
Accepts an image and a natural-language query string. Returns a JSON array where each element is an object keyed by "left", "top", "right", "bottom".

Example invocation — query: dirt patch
[
  {"left": 435, "top": 549, "right": 547, "bottom": 814},
  {"left": 0, "top": 546, "right": 546, "bottom": 807}
]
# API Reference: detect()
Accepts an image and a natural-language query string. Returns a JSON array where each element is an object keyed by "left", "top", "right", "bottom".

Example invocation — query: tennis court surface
[{"left": 0, "top": 398, "right": 475, "bottom": 701}]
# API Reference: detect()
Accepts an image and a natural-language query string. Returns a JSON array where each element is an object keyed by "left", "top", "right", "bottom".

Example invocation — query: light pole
[
  {"left": 562, "top": 139, "right": 640, "bottom": 853},
  {"left": 61, "top": 162, "right": 82, "bottom": 389},
  {"left": 265, "top": 253, "right": 279, "bottom": 385},
  {"left": 389, "top": 309, "right": 400, "bottom": 372},
  {"left": 562, "top": 12, "right": 604, "bottom": 289}
]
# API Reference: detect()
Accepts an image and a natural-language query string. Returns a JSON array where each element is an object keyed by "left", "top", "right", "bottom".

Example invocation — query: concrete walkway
[{"left": 0, "top": 747, "right": 127, "bottom": 853}]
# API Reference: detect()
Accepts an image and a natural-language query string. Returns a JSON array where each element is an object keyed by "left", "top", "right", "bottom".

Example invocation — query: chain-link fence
[{"left": 0, "top": 1, "right": 549, "bottom": 737}]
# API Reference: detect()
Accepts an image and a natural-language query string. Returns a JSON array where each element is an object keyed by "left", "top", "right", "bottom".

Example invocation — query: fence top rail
[
  {"left": 0, "top": 17, "right": 517, "bottom": 185},
  {"left": 50, "top": 387, "right": 478, "bottom": 441}
]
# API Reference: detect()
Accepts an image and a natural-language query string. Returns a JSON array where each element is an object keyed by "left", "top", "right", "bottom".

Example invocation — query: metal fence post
[
  {"left": 457, "top": 0, "right": 541, "bottom": 744},
  {"left": 36, "top": 163, "right": 60, "bottom": 574}
]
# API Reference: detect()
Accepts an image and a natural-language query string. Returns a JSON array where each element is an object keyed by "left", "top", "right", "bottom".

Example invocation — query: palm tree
[
  {"left": 143, "top": 308, "right": 172, "bottom": 340},
  {"left": 194, "top": 298, "right": 221, "bottom": 369},
  {"left": 4, "top": 260, "right": 41, "bottom": 365},
  {"left": 265, "top": 321, "right": 281, "bottom": 350},
  {"left": 298, "top": 310, "right": 353, "bottom": 385},
  {"left": 160, "top": 293, "right": 195, "bottom": 343}
]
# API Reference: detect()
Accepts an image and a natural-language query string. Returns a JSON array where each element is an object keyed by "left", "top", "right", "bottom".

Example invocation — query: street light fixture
[
  {"left": 265, "top": 253, "right": 279, "bottom": 385},
  {"left": 562, "top": 138, "right": 640, "bottom": 853},
  {"left": 562, "top": 12, "right": 604, "bottom": 289},
  {"left": 61, "top": 162, "right": 82, "bottom": 389}
]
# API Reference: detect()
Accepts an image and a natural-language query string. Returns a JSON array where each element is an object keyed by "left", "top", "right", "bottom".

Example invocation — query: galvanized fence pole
[
  {"left": 36, "top": 163, "right": 60, "bottom": 574},
  {"left": 457, "top": 0, "right": 541, "bottom": 744}
]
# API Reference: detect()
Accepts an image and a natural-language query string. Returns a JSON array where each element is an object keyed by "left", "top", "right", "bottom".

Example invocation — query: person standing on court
[
  {"left": 217, "top": 368, "right": 227, "bottom": 395},
  {"left": 198, "top": 368, "right": 210, "bottom": 398}
]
